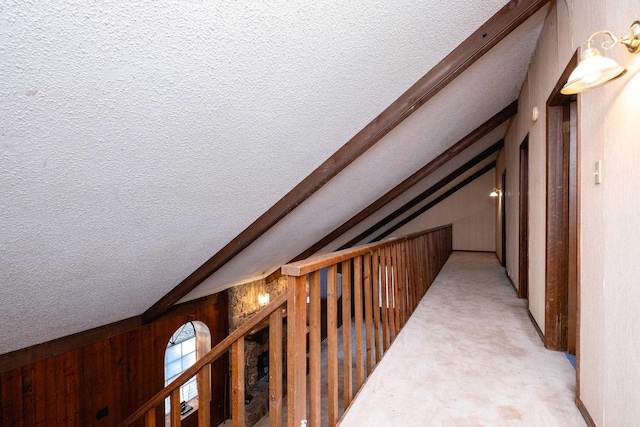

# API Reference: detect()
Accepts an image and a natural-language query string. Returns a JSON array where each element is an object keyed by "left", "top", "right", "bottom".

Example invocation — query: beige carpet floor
[{"left": 339, "top": 251, "right": 586, "bottom": 426}]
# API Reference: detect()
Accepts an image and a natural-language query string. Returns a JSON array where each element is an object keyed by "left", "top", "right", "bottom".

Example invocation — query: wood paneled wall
[{"left": 0, "top": 293, "right": 229, "bottom": 427}]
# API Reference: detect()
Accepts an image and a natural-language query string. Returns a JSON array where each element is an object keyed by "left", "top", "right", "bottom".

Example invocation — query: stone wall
[
  {"left": 228, "top": 275, "right": 287, "bottom": 332},
  {"left": 228, "top": 275, "right": 288, "bottom": 426}
]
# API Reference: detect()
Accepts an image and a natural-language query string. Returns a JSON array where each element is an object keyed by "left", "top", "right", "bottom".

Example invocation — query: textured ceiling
[{"left": 1, "top": 1, "right": 547, "bottom": 353}]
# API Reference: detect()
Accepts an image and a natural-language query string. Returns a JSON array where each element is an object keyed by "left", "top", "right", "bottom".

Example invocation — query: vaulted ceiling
[{"left": 1, "top": 1, "right": 549, "bottom": 353}]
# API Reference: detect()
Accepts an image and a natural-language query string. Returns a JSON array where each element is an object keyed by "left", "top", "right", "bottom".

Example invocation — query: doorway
[
  {"left": 545, "top": 51, "right": 579, "bottom": 355},
  {"left": 519, "top": 136, "right": 529, "bottom": 300}
]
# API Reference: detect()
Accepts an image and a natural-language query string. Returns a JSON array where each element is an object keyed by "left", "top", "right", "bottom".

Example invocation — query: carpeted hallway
[{"left": 339, "top": 251, "right": 586, "bottom": 426}]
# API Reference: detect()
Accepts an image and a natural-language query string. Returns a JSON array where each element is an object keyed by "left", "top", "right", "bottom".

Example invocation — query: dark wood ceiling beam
[
  {"left": 142, "top": 0, "right": 549, "bottom": 323},
  {"left": 293, "top": 102, "right": 516, "bottom": 261},
  {"left": 339, "top": 139, "right": 504, "bottom": 249},
  {"left": 372, "top": 162, "right": 497, "bottom": 242}
]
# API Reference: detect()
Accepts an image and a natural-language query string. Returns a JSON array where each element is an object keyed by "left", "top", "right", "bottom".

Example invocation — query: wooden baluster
[
  {"left": 406, "top": 240, "right": 414, "bottom": 314},
  {"left": 327, "top": 264, "right": 339, "bottom": 427},
  {"left": 385, "top": 246, "right": 396, "bottom": 343},
  {"left": 308, "top": 271, "right": 321, "bottom": 427},
  {"left": 269, "top": 308, "right": 283, "bottom": 427},
  {"left": 379, "top": 247, "right": 389, "bottom": 352},
  {"left": 170, "top": 388, "right": 181, "bottom": 427},
  {"left": 287, "top": 275, "right": 307, "bottom": 427},
  {"left": 232, "top": 337, "right": 245, "bottom": 427},
  {"left": 144, "top": 408, "right": 156, "bottom": 427},
  {"left": 363, "top": 252, "right": 374, "bottom": 375},
  {"left": 422, "top": 236, "right": 434, "bottom": 296},
  {"left": 341, "top": 260, "right": 353, "bottom": 409},
  {"left": 372, "top": 249, "right": 382, "bottom": 363},
  {"left": 411, "top": 239, "right": 421, "bottom": 311},
  {"left": 353, "top": 256, "right": 365, "bottom": 390},
  {"left": 400, "top": 242, "right": 407, "bottom": 327},
  {"left": 396, "top": 242, "right": 406, "bottom": 328},
  {"left": 392, "top": 244, "right": 401, "bottom": 335},
  {"left": 197, "top": 342, "right": 211, "bottom": 427}
]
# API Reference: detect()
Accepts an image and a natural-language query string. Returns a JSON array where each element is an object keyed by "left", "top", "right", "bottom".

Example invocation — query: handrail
[
  {"left": 282, "top": 224, "right": 452, "bottom": 276},
  {"left": 121, "top": 224, "right": 453, "bottom": 427},
  {"left": 282, "top": 224, "right": 453, "bottom": 427},
  {"left": 119, "top": 291, "right": 288, "bottom": 427}
]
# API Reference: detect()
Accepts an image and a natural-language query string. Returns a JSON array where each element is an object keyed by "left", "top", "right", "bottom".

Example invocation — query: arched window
[{"left": 164, "top": 321, "right": 211, "bottom": 417}]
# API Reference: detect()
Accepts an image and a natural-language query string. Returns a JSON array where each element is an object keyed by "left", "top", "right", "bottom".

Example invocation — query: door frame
[
  {"left": 519, "top": 135, "right": 529, "bottom": 300},
  {"left": 545, "top": 50, "right": 579, "bottom": 354},
  {"left": 501, "top": 170, "right": 507, "bottom": 267}
]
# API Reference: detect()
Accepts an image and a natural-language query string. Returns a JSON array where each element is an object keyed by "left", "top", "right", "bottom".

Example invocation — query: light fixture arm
[
  {"left": 586, "top": 21, "right": 640, "bottom": 53},
  {"left": 585, "top": 30, "right": 620, "bottom": 51}
]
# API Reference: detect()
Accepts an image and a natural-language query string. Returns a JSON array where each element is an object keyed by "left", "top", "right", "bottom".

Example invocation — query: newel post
[{"left": 287, "top": 274, "right": 307, "bottom": 426}]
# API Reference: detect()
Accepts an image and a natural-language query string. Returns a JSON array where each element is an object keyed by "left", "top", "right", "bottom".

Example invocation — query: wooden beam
[
  {"left": 372, "top": 162, "right": 496, "bottom": 241},
  {"left": 142, "top": 0, "right": 547, "bottom": 323},
  {"left": 295, "top": 102, "right": 516, "bottom": 261},
  {"left": 339, "top": 139, "right": 504, "bottom": 249}
]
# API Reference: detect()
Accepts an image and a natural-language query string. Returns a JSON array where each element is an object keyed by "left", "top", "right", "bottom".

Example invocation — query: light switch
[{"left": 594, "top": 160, "right": 602, "bottom": 184}]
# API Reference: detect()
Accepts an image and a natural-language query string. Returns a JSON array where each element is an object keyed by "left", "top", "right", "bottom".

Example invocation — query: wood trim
[
  {"left": 0, "top": 292, "right": 223, "bottom": 374},
  {"left": 528, "top": 310, "right": 545, "bottom": 343},
  {"left": 546, "top": 50, "right": 579, "bottom": 352},
  {"left": 143, "top": 1, "right": 551, "bottom": 322},
  {"left": 575, "top": 85, "right": 583, "bottom": 400},
  {"left": 519, "top": 136, "right": 530, "bottom": 300},
  {"left": 372, "top": 162, "right": 496, "bottom": 241},
  {"left": 296, "top": 103, "right": 516, "bottom": 260},
  {"left": 339, "top": 139, "right": 504, "bottom": 249},
  {"left": 281, "top": 224, "right": 452, "bottom": 277},
  {"left": 576, "top": 398, "right": 597, "bottom": 427},
  {"left": 501, "top": 170, "right": 507, "bottom": 267},
  {"left": 548, "top": 51, "right": 579, "bottom": 106},
  {"left": 544, "top": 103, "right": 570, "bottom": 350}
]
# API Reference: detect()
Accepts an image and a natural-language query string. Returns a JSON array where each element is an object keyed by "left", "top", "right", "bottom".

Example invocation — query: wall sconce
[
  {"left": 489, "top": 188, "right": 502, "bottom": 197},
  {"left": 258, "top": 293, "right": 270, "bottom": 307},
  {"left": 562, "top": 21, "right": 640, "bottom": 95}
]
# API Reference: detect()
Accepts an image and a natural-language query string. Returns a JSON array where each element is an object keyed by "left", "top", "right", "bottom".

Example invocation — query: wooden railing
[
  {"left": 283, "top": 224, "right": 452, "bottom": 427},
  {"left": 120, "top": 225, "right": 452, "bottom": 427}
]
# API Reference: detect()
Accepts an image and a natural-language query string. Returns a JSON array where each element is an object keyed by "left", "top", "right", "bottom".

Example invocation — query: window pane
[
  {"left": 165, "top": 359, "right": 182, "bottom": 379},
  {"left": 165, "top": 344, "right": 181, "bottom": 363},
  {"left": 181, "top": 376, "right": 198, "bottom": 402},
  {"left": 182, "top": 337, "right": 196, "bottom": 356},
  {"left": 182, "top": 352, "right": 196, "bottom": 369}
]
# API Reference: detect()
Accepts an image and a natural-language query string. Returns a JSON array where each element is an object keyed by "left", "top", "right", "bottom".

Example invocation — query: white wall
[
  {"left": 503, "top": 1, "right": 640, "bottom": 424},
  {"left": 391, "top": 169, "right": 496, "bottom": 252}
]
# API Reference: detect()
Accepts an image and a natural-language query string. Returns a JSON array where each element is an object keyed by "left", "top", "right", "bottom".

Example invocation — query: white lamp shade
[{"left": 561, "top": 47, "right": 627, "bottom": 94}]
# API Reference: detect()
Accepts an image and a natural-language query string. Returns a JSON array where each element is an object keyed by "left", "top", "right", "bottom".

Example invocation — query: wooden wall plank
[{"left": 0, "top": 292, "right": 229, "bottom": 427}]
